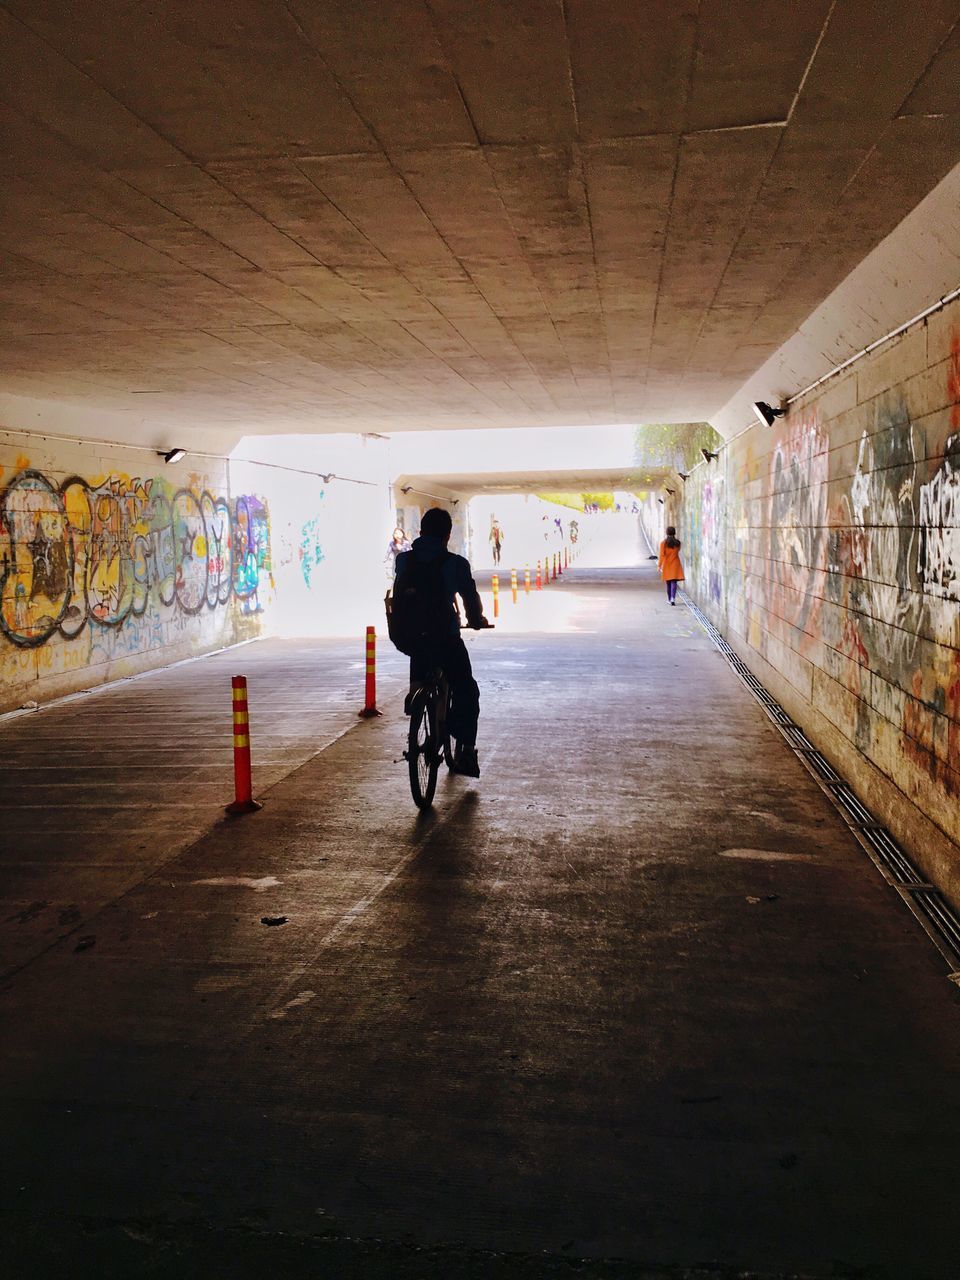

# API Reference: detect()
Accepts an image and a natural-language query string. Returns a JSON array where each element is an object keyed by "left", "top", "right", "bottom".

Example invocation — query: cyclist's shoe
[{"left": 452, "top": 745, "right": 480, "bottom": 778}]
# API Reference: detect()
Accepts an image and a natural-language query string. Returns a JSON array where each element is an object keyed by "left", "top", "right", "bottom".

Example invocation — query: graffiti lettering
[
  {"left": 298, "top": 516, "right": 326, "bottom": 588},
  {"left": 0, "top": 469, "right": 270, "bottom": 649},
  {"left": 918, "top": 434, "right": 960, "bottom": 603},
  {"left": 233, "top": 495, "right": 269, "bottom": 614},
  {"left": 767, "top": 416, "right": 827, "bottom": 634}
]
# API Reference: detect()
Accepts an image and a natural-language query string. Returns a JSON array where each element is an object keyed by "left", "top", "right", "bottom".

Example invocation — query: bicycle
[
  {"left": 401, "top": 622, "right": 493, "bottom": 811},
  {"left": 404, "top": 667, "right": 455, "bottom": 811}
]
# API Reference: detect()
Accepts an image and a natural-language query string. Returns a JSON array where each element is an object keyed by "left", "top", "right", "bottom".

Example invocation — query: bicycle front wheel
[{"left": 407, "top": 690, "right": 439, "bottom": 810}]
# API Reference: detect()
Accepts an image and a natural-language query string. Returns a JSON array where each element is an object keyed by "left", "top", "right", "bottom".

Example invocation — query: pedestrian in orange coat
[{"left": 658, "top": 526, "right": 684, "bottom": 605}]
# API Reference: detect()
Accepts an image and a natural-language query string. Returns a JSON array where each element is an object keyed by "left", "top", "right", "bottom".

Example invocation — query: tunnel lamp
[
  {"left": 665, "top": 487, "right": 676, "bottom": 496},
  {"left": 701, "top": 448, "right": 719, "bottom": 463},
  {"left": 678, "top": 472, "right": 689, "bottom": 482},
  {"left": 159, "top": 448, "right": 186, "bottom": 464},
  {"left": 657, "top": 497, "right": 664, "bottom": 505},
  {"left": 752, "top": 400, "right": 786, "bottom": 427},
  {"left": 399, "top": 485, "right": 458, "bottom": 505}
]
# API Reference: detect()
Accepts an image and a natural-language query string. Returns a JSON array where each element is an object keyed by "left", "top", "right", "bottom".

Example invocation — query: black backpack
[{"left": 386, "top": 553, "right": 453, "bottom": 655}]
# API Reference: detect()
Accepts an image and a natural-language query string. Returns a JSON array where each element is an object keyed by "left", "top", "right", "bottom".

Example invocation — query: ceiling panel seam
[
  {"left": 219, "top": 9, "right": 552, "bottom": 423},
  {"left": 738, "top": 13, "right": 960, "bottom": 367},
  {"left": 478, "top": 148, "right": 592, "bottom": 418},
  {"left": 784, "top": 0, "right": 838, "bottom": 126},
  {"left": 0, "top": 4, "right": 208, "bottom": 173},
  {"left": 673, "top": 0, "right": 842, "bottom": 386},
  {"left": 894, "top": 13, "right": 959, "bottom": 119},
  {"left": 284, "top": 161, "right": 541, "bottom": 418},
  {"left": 560, "top": 0, "right": 615, "bottom": 415},
  {"left": 368, "top": 157, "right": 560, "bottom": 416},
  {"left": 641, "top": 0, "right": 702, "bottom": 394},
  {"left": 673, "top": 0, "right": 843, "bottom": 386},
  {"left": 419, "top": 0, "right": 485, "bottom": 146}
]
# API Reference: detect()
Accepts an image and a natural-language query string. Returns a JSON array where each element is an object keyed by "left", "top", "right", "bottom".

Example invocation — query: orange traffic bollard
[
  {"left": 226, "top": 676, "right": 263, "bottom": 815},
  {"left": 524, "top": 567, "right": 531, "bottom": 595},
  {"left": 557, "top": 550, "right": 563, "bottom": 576},
  {"left": 492, "top": 573, "right": 500, "bottom": 618},
  {"left": 511, "top": 568, "right": 518, "bottom": 604},
  {"left": 536, "top": 560, "right": 542, "bottom": 590},
  {"left": 359, "top": 625, "right": 383, "bottom": 717},
  {"left": 551, "top": 553, "right": 557, "bottom": 581},
  {"left": 564, "top": 547, "right": 569, "bottom": 570}
]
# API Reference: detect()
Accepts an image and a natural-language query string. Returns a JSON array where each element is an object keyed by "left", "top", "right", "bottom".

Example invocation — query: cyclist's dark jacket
[{"left": 394, "top": 535, "right": 484, "bottom": 639}]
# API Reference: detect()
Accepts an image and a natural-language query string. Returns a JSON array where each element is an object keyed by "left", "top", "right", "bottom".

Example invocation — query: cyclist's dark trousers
[{"left": 410, "top": 636, "right": 480, "bottom": 748}]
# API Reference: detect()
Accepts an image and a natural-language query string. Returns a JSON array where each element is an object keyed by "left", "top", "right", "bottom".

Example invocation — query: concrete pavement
[{"left": 2, "top": 565, "right": 959, "bottom": 1279}]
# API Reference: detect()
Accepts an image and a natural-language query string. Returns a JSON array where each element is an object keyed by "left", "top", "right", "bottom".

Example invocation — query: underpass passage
[{"left": 2, "top": 567, "right": 960, "bottom": 1279}]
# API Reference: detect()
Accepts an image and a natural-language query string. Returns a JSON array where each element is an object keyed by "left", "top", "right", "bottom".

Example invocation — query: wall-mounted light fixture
[
  {"left": 678, "top": 472, "right": 689, "bottom": 482},
  {"left": 657, "top": 497, "right": 664, "bottom": 505},
  {"left": 664, "top": 487, "right": 676, "bottom": 496},
  {"left": 701, "top": 448, "right": 719, "bottom": 463},
  {"left": 399, "top": 485, "right": 458, "bottom": 505},
  {"left": 158, "top": 448, "right": 186, "bottom": 464},
  {"left": 752, "top": 400, "right": 786, "bottom": 427}
]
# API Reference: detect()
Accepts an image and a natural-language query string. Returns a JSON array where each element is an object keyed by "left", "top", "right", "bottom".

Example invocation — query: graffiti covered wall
[
  {"left": 0, "top": 437, "right": 272, "bottom": 712},
  {"left": 684, "top": 302, "right": 960, "bottom": 896}
]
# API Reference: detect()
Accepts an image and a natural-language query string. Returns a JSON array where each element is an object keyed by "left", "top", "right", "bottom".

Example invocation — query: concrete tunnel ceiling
[
  {"left": 3, "top": 1, "right": 960, "bottom": 451},
  {"left": 395, "top": 467, "right": 676, "bottom": 501}
]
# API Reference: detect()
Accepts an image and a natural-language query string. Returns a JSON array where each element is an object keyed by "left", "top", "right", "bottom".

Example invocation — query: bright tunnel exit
[{"left": 226, "top": 421, "right": 695, "bottom": 639}]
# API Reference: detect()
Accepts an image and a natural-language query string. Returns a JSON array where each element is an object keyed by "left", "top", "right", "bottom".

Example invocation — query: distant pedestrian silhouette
[{"left": 489, "top": 519, "right": 503, "bottom": 566}]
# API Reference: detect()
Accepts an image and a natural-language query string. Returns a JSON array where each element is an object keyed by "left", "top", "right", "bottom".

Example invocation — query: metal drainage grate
[
  {"left": 681, "top": 592, "right": 960, "bottom": 975},
  {"left": 906, "top": 888, "right": 960, "bottom": 968},
  {"left": 861, "top": 826, "right": 925, "bottom": 885}
]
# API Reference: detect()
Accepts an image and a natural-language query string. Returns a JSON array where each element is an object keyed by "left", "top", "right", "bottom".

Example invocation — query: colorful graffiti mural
[
  {"left": 831, "top": 399, "right": 924, "bottom": 675},
  {"left": 0, "top": 468, "right": 271, "bottom": 650},
  {"left": 684, "top": 471, "right": 725, "bottom": 610},
  {"left": 766, "top": 414, "right": 828, "bottom": 636},
  {"left": 687, "top": 320, "right": 960, "bottom": 835}
]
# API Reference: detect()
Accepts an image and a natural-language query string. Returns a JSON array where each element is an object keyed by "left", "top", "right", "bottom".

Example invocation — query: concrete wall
[
  {"left": 683, "top": 300, "right": 960, "bottom": 901},
  {"left": 0, "top": 432, "right": 274, "bottom": 714},
  {"left": 637, "top": 492, "right": 667, "bottom": 556},
  {"left": 233, "top": 447, "right": 391, "bottom": 640}
]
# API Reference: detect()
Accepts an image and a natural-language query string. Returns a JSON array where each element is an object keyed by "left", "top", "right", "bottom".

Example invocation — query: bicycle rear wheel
[{"left": 407, "top": 690, "right": 438, "bottom": 810}]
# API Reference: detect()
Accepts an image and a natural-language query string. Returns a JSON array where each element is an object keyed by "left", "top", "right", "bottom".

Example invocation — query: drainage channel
[{"left": 682, "top": 593, "right": 960, "bottom": 981}]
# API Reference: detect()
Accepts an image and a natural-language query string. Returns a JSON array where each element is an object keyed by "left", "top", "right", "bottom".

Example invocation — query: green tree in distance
[{"left": 633, "top": 422, "right": 722, "bottom": 472}]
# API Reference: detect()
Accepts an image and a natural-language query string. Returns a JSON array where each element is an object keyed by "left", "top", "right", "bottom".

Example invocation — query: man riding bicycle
[{"left": 393, "top": 507, "right": 490, "bottom": 778}]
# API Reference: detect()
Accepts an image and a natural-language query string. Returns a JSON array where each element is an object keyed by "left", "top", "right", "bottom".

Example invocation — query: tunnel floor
[{"left": 2, "top": 566, "right": 959, "bottom": 1279}]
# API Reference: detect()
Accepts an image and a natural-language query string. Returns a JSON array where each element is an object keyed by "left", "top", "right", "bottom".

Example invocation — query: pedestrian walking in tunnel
[
  {"left": 392, "top": 507, "right": 491, "bottom": 778},
  {"left": 384, "top": 524, "right": 410, "bottom": 578},
  {"left": 489, "top": 517, "right": 503, "bottom": 566},
  {"left": 658, "top": 525, "right": 685, "bottom": 605}
]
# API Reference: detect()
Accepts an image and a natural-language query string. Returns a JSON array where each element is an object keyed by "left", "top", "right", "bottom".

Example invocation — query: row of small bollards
[
  {"left": 226, "top": 547, "right": 577, "bottom": 813},
  {"left": 490, "top": 545, "right": 572, "bottom": 618}
]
